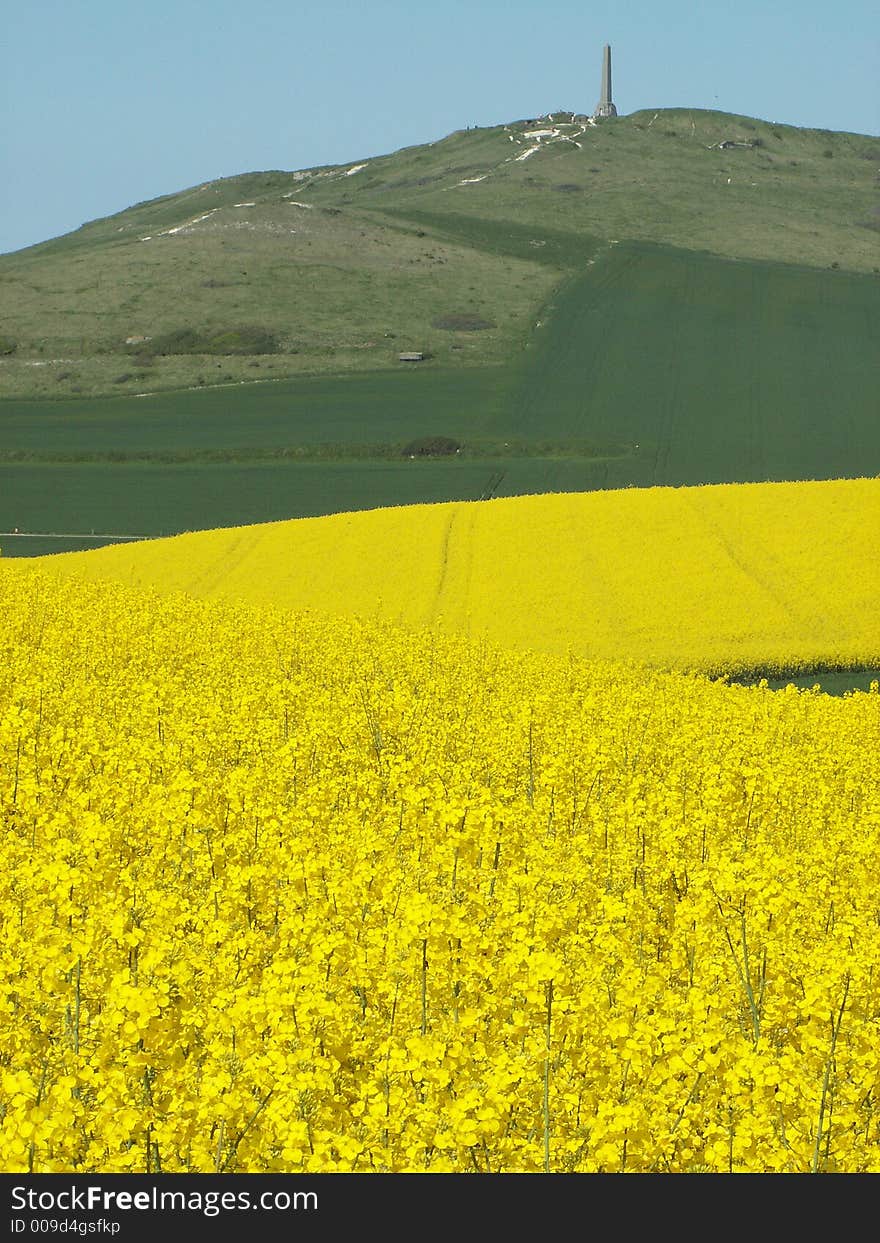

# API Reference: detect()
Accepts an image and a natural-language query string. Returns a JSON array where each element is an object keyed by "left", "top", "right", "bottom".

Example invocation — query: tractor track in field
[{"left": 429, "top": 509, "right": 457, "bottom": 626}]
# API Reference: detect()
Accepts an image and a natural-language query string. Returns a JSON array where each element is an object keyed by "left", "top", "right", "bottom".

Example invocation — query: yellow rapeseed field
[
  {"left": 46, "top": 477, "right": 880, "bottom": 675},
  {"left": 2, "top": 561, "right": 880, "bottom": 1172}
]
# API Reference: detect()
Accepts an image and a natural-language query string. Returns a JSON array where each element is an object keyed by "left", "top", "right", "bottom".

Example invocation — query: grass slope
[
  {"left": 42, "top": 478, "right": 880, "bottom": 677},
  {"left": 353, "top": 109, "right": 880, "bottom": 273}
]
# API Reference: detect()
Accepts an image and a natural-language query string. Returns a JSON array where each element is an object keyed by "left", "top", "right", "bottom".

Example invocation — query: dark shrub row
[{"left": 130, "top": 326, "right": 281, "bottom": 356}]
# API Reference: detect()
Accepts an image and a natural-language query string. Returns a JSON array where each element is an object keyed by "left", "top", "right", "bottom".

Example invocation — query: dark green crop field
[
  {"left": 505, "top": 241, "right": 879, "bottom": 487},
  {"left": 0, "top": 457, "right": 603, "bottom": 557},
  {"left": 0, "top": 367, "right": 514, "bottom": 456},
  {"left": 734, "top": 669, "right": 880, "bottom": 696},
  {"left": 1, "top": 239, "right": 876, "bottom": 555}
]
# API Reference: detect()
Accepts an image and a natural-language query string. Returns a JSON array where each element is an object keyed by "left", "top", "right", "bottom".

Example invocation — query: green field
[
  {"left": 0, "top": 367, "right": 514, "bottom": 455},
  {"left": 1, "top": 236, "right": 877, "bottom": 555},
  {"left": 505, "top": 241, "right": 879, "bottom": 487},
  {"left": 0, "top": 457, "right": 611, "bottom": 557}
]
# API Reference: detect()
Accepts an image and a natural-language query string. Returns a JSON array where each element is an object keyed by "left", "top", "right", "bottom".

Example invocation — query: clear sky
[{"left": 3, "top": 0, "right": 878, "bottom": 254}]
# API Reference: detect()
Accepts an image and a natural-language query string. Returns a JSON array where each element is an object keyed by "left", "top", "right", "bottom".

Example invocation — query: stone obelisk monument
[{"left": 594, "top": 44, "right": 617, "bottom": 118}]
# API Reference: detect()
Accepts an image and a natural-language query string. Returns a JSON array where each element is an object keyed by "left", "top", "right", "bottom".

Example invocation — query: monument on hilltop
[{"left": 594, "top": 44, "right": 617, "bottom": 118}]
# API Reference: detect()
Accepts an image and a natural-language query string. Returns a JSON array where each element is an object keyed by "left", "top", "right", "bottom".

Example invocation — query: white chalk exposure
[
  {"left": 164, "top": 210, "right": 219, "bottom": 235},
  {"left": 345, "top": 164, "right": 367, "bottom": 176},
  {"left": 445, "top": 119, "right": 596, "bottom": 191},
  {"left": 140, "top": 208, "right": 220, "bottom": 241}
]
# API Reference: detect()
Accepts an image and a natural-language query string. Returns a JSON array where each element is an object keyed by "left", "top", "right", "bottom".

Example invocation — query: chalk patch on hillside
[
  {"left": 164, "top": 210, "right": 219, "bottom": 235},
  {"left": 285, "top": 201, "right": 314, "bottom": 208},
  {"left": 345, "top": 164, "right": 367, "bottom": 176},
  {"left": 233, "top": 202, "right": 255, "bottom": 208},
  {"left": 140, "top": 208, "right": 221, "bottom": 241},
  {"left": 457, "top": 175, "right": 488, "bottom": 185}
]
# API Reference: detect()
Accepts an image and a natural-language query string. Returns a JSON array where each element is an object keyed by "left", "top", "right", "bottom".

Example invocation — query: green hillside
[{"left": 0, "top": 108, "right": 877, "bottom": 400}]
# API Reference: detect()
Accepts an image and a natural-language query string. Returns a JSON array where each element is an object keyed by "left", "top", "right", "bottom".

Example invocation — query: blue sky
[{"left": 3, "top": 0, "right": 878, "bottom": 254}]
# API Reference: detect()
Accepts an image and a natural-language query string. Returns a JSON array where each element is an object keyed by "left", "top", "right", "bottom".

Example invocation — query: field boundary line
[{"left": 0, "top": 531, "right": 153, "bottom": 541}]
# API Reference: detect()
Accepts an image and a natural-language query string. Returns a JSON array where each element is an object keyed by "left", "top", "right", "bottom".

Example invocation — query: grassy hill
[
  {"left": 41, "top": 477, "right": 880, "bottom": 678},
  {"left": 1, "top": 108, "right": 877, "bottom": 400}
]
